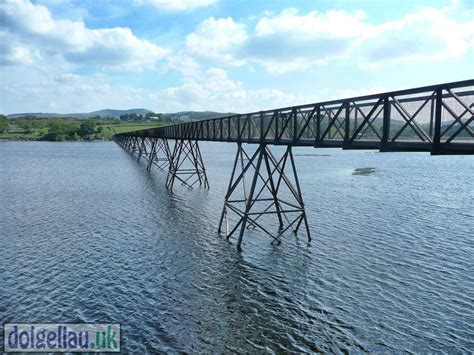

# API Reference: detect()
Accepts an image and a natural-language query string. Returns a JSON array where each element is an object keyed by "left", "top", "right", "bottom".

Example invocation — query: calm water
[{"left": 1, "top": 141, "right": 473, "bottom": 353}]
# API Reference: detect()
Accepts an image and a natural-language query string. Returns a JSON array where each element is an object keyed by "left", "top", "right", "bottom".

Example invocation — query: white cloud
[
  {"left": 164, "top": 53, "right": 201, "bottom": 78},
  {"left": 355, "top": 7, "right": 474, "bottom": 66},
  {"left": 184, "top": 7, "right": 474, "bottom": 73},
  {"left": 184, "top": 8, "right": 370, "bottom": 72},
  {"left": 139, "top": 67, "right": 302, "bottom": 112},
  {"left": 186, "top": 17, "right": 247, "bottom": 66},
  {"left": 135, "top": 0, "right": 216, "bottom": 12},
  {"left": 0, "top": 0, "right": 168, "bottom": 70},
  {"left": 246, "top": 8, "right": 369, "bottom": 73},
  {"left": 0, "top": 36, "right": 39, "bottom": 66}
]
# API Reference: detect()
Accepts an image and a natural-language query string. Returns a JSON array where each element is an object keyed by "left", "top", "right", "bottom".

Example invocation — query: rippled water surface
[{"left": 1, "top": 141, "right": 473, "bottom": 353}]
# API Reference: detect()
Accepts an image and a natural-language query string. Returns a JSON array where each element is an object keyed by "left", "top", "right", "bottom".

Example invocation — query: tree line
[
  {"left": 117, "top": 112, "right": 179, "bottom": 123},
  {"left": 42, "top": 120, "right": 99, "bottom": 141},
  {"left": 0, "top": 114, "right": 9, "bottom": 133},
  {"left": 0, "top": 111, "right": 185, "bottom": 141}
]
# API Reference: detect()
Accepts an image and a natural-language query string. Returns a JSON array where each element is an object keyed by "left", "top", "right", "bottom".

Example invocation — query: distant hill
[
  {"left": 7, "top": 109, "right": 234, "bottom": 120},
  {"left": 84, "top": 108, "right": 154, "bottom": 118},
  {"left": 7, "top": 108, "right": 153, "bottom": 119}
]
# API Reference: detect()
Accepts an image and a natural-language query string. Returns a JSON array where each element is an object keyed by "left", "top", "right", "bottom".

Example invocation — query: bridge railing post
[
  {"left": 381, "top": 95, "right": 391, "bottom": 151},
  {"left": 315, "top": 105, "right": 321, "bottom": 147},
  {"left": 432, "top": 88, "right": 443, "bottom": 155},
  {"left": 344, "top": 101, "right": 350, "bottom": 146},
  {"left": 293, "top": 109, "right": 298, "bottom": 143}
]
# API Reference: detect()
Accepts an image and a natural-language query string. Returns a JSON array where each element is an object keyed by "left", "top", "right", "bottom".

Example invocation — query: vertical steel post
[
  {"left": 344, "top": 101, "right": 350, "bottom": 145},
  {"left": 381, "top": 96, "right": 391, "bottom": 151},
  {"left": 315, "top": 105, "right": 321, "bottom": 146},
  {"left": 432, "top": 88, "right": 443, "bottom": 154},
  {"left": 237, "top": 115, "right": 241, "bottom": 142},
  {"left": 263, "top": 148, "right": 284, "bottom": 229},
  {"left": 293, "top": 109, "right": 298, "bottom": 143},
  {"left": 218, "top": 143, "right": 242, "bottom": 236},
  {"left": 147, "top": 139, "right": 157, "bottom": 171},
  {"left": 237, "top": 145, "right": 264, "bottom": 249},
  {"left": 288, "top": 147, "right": 311, "bottom": 242},
  {"left": 429, "top": 97, "right": 435, "bottom": 138},
  {"left": 275, "top": 111, "right": 279, "bottom": 141}
]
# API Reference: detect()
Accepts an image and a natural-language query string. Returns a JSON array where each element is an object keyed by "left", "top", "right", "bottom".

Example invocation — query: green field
[
  {"left": 0, "top": 128, "right": 49, "bottom": 140},
  {"left": 107, "top": 123, "right": 164, "bottom": 135},
  {"left": 0, "top": 122, "right": 165, "bottom": 141}
]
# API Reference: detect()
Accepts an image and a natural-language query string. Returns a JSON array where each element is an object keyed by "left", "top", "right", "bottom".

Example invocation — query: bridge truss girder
[{"left": 117, "top": 80, "right": 473, "bottom": 155}]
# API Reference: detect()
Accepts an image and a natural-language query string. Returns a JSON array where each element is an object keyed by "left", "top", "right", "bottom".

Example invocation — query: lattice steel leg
[
  {"left": 146, "top": 138, "right": 172, "bottom": 172},
  {"left": 218, "top": 143, "right": 311, "bottom": 250},
  {"left": 166, "top": 140, "right": 209, "bottom": 191}
]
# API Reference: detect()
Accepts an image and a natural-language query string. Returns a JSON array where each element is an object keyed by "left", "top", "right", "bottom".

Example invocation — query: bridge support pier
[
  {"left": 146, "top": 138, "right": 172, "bottom": 172},
  {"left": 166, "top": 139, "right": 209, "bottom": 191},
  {"left": 137, "top": 137, "right": 148, "bottom": 160},
  {"left": 126, "top": 136, "right": 136, "bottom": 152},
  {"left": 116, "top": 137, "right": 209, "bottom": 191},
  {"left": 218, "top": 143, "right": 311, "bottom": 250}
]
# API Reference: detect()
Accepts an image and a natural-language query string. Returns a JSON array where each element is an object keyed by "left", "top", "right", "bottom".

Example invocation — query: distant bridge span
[{"left": 114, "top": 79, "right": 474, "bottom": 249}]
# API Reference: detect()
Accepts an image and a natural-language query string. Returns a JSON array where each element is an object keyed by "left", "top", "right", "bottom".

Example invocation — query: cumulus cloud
[
  {"left": 184, "top": 7, "right": 474, "bottom": 73},
  {"left": 164, "top": 53, "right": 201, "bottom": 78},
  {"left": 135, "top": 0, "right": 216, "bottom": 11},
  {"left": 0, "top": 0, "right": 168, "bottom": 70},
  {"left": 0, "top": 35, "right": 39, "bottom": 66},
  {"left": 186, "top": 17, "right": 247, "bottom": 66},
  {"left": 355, "top": 7, "right": 474, "bottom": 66},
  {"left": 245, "top": 8, "right": 369, "bottom": 72},
  {"left": 144, "top": 67, "right": 302, "bottom": 112},
  {"left": 0, "top": 65, "right": 116, "bottom": 113}
]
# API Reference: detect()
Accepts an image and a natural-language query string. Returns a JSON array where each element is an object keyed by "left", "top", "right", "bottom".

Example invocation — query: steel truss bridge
[{"left": 115, "top": 79, "right": 474, "bottom": 249}]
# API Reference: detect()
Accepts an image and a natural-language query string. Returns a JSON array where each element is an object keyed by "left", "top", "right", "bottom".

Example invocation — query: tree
[
  {"left": 145, "top": 112, "right": 154, "bottom": 120},
  {"left": 0, "top": 114, "right": 10, "bottom": 133},
  {"left": 105, "top": 116, "right": 119, "bottom": 124},
  {"left": 18, "top": 120, "right": 32, "bottom": 132},
  {"left": 45, "top": 120, "right": 68, "bottom": 141},
  {"left": 79, "top": 120, "right": 97, "bottom": 137}
]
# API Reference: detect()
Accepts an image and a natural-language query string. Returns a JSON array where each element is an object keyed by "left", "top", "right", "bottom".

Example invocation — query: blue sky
[{"left": 0, "top": 0, "right": 472, "bottom": 114}]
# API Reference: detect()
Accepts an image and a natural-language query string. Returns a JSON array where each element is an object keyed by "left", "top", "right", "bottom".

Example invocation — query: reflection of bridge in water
[{"left": 114, "top": 79, "right": 473, "bottom": 249}]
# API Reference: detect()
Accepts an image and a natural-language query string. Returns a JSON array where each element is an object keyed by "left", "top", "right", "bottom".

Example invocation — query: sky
[{"left": 0, "top": 0, "right": 472, "bottom": 114}]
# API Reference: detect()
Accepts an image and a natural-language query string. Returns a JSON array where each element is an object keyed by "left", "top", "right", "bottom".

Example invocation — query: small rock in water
[{"left": 352, "top": 167, "right": 376, "bottom": 176}]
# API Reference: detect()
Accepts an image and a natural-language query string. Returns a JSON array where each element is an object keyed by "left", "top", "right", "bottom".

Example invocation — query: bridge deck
[{"left": 115, "top": 79, "right": 474, "bottom": 155}]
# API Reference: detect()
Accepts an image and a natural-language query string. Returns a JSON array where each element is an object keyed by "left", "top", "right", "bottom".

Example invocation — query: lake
[{"left": 1, "top": 141, "right": 473, "bottom": 352}]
